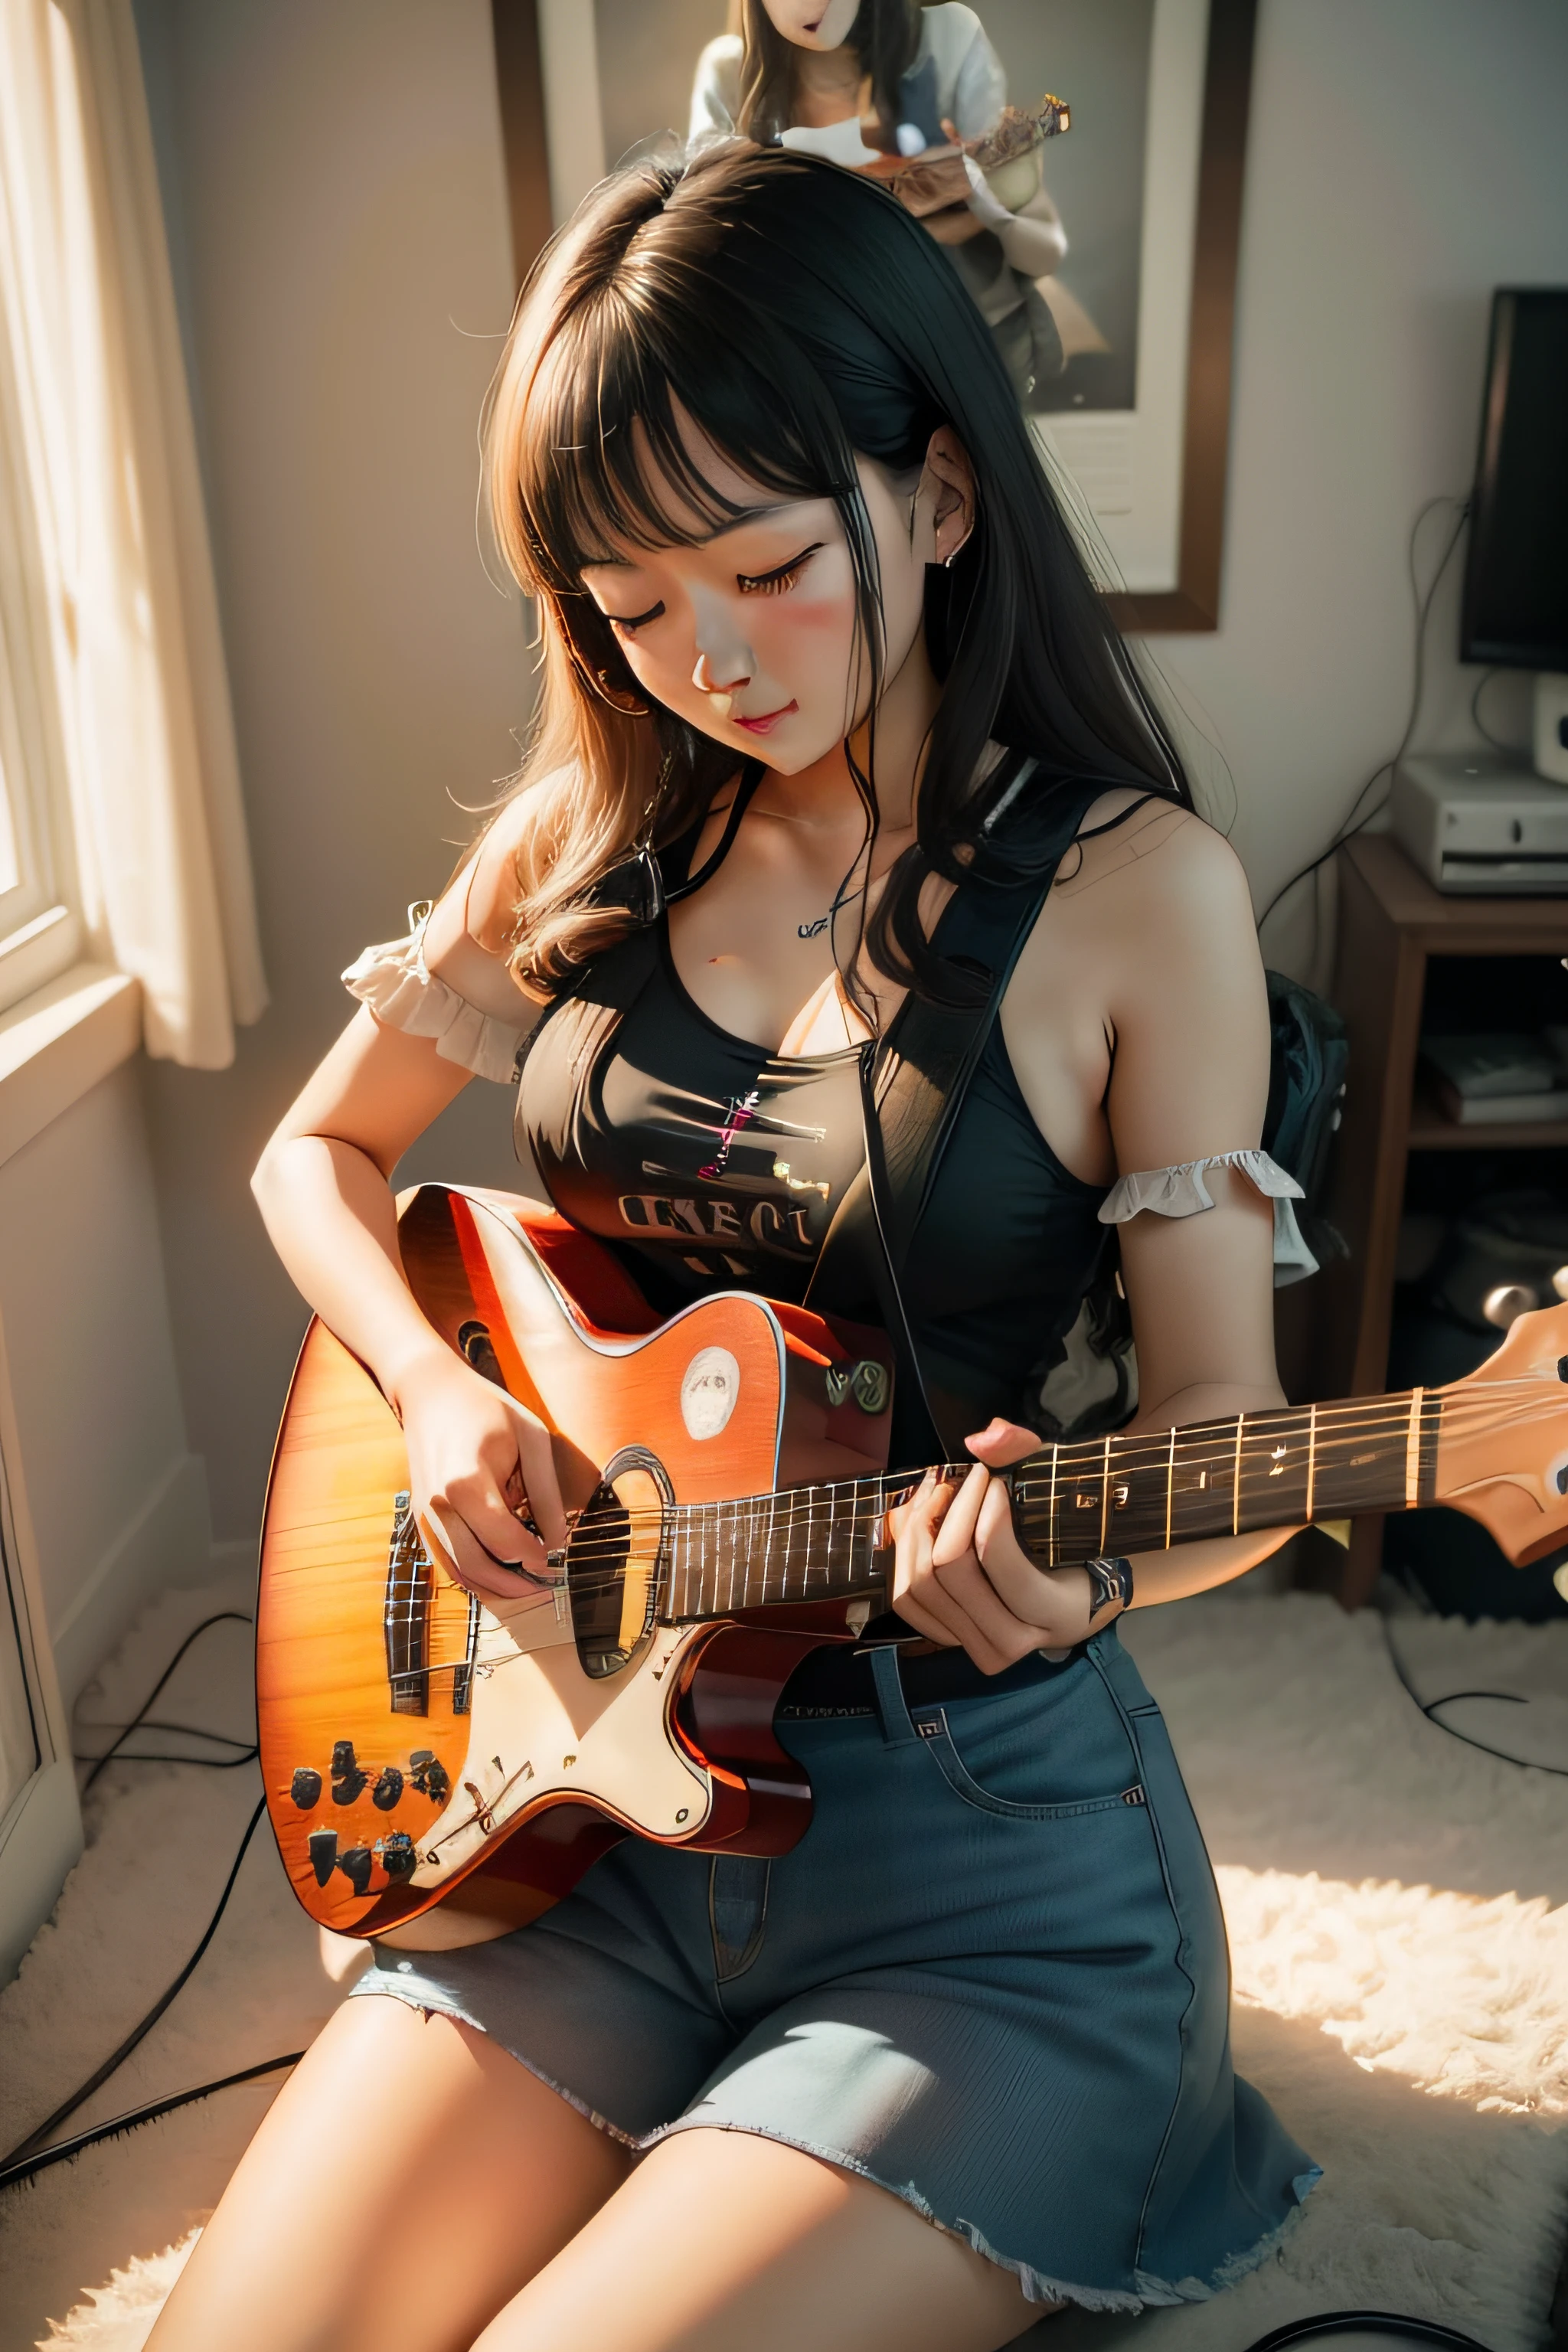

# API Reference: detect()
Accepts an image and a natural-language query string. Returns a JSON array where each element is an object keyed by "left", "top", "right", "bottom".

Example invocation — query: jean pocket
[{"left": 912, "top": 1705, "right": 1146, "bottom": 1821}]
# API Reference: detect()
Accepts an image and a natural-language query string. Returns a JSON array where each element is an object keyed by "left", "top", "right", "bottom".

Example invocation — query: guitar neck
[{"left": 658, "top": 1388, "right": 1442, "bottom": 1622}]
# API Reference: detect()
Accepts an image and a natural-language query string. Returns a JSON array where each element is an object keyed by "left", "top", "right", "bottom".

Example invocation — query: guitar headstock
[{"left": 1434, "top": 1302, "right": 1568, "bottom": 1566}]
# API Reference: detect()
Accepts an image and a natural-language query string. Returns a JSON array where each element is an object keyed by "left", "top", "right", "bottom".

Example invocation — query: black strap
[{"left": 807, "top": 776, "right": 1112, "bottom": 1456}]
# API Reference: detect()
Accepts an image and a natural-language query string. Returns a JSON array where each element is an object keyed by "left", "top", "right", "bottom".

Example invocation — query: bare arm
[{"left": 252, "top": 825, "right": 566, "bottom": 1596}]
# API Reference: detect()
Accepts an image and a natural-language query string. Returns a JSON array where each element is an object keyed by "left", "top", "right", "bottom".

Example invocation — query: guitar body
[
  {"left": 257, "top": 1186, "right": 894, "bottom": 1942},
  {"left": 260, "top": 1183, "right": 1568, "bottom": 1945}
]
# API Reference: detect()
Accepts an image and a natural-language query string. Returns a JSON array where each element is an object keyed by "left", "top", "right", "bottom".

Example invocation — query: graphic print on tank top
[
  {"left": 515, "top": 773, "right": 1123, "bottom": 1443},
  {"left": 531, "top": 920, "right": 867, "bottom": 1305}
]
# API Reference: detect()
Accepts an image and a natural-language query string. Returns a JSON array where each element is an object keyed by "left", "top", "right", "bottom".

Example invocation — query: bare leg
[
  {"left": 146, "top": 1995, "right": 631, "bottom": 2352},
  {"left": 475, "top": 2126, "right": 1053, "bottom": 2352}
]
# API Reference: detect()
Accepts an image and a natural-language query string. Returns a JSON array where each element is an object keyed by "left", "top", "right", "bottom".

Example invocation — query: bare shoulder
[
  {"left": 1011, "top": 792, "right": 1263, "bottom": 1057},
  {"left": 1056, "top": 794, "right": 1250, "bottom": 923},
  {"left": 417, "top": 789, "right": 547, "bottom": 1018}
]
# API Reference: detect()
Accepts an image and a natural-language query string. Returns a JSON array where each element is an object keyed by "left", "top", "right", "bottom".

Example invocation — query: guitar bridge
[{"left": 384, "top": 1491, "right": 476, "bottom": 1717}]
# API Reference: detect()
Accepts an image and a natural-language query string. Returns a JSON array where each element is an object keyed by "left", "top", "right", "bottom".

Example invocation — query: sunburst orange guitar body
[
  {"left": 259, "top": 1184, "right": 1568, "bottom": 1947},
  {"left": 257, "top": 1185, "right": 895, "bottom": 1945}
]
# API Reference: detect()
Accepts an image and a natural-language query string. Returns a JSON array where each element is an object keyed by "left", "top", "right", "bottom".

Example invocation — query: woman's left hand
[{"left": 886, "top": 1418, "right": 1119, "bottom": 1674}]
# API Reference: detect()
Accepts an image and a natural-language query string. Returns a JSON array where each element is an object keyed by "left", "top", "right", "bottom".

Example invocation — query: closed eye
[
  {"left": 606, "top": 599, "right": 665, "bottom": 635},
  {"left": 738, "top": 542, "right": 825, "bottom": 596}
]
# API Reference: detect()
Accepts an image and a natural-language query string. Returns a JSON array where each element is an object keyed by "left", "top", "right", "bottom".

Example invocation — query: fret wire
[
  {"left": 1165, "top": 1425, "right": 1176, "bottom": 1551},
  {"left": 1404, "top": 1388, "right": 1424, "bottom": 1508},
  {"left": 1099, "top": 1433, "right": 1111, "bottom": 1552},
  {"left": 1232, "top": 1413, "right": 1244, "bottom": 1537},
  {"left": 1305, "top": 1402, "right": 1317, "bottom": 1521},
  {"left": 1048, "top": 1442, "right": 1059, "bottom": 1567}
]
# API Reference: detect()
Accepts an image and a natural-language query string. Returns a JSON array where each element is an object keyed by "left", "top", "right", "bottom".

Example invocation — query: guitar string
[
  {"left": 517, "top": 1385, "right": 1568, "bottom": 1580},
  {"left": 392, "top": 1380, "right": 1568, "bottom": 1637},
  {"left": 509, "top": 1381, "right": 1568, "bottom": 1571}
]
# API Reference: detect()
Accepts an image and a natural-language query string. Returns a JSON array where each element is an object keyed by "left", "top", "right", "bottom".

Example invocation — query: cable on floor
[
  {"left": 0, "top": 2052, "right": 303, "bottom": 2193},
  {"left": 1, "top": 1795, "right": 269, "bottom": 2171},
  {"left": 80, "top": 1611, "right": 253, "bottom": 1793},
  {"left": 1380, "top": 1615, "right": 1568, "bottom": 1779}
]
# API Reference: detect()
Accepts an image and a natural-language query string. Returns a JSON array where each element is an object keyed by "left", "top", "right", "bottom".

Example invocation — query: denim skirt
[{"left": 353, "top": 1625, "right": 1318, "bottom": 2313}]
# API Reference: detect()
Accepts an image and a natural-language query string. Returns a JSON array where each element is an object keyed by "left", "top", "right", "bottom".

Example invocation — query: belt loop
[{"left": 869, "top": 1644, "right": 919, "bottom": 1746}]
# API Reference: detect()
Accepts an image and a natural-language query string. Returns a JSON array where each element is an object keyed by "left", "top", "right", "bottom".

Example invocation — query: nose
[{"left": 691, "top": 646, "right": 751, "bottom": 696}]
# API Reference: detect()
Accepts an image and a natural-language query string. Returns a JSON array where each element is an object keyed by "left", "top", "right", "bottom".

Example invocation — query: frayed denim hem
[
  {"left": 353, "top": 1975, "right": 1324, "bottom": 2316},
  {"left": 648, "top": 2115, "right": 1319, "bottom": 2316}
]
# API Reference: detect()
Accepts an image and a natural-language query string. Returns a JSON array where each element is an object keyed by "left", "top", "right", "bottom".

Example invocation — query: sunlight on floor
[{"left": 1217, "top": 1864, "right": 1568, "bottom": 2115}]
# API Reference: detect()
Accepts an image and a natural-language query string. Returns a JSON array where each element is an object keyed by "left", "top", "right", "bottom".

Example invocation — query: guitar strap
[{"left": 806, "top": 776, "right": 1118, "bottom": 1462}]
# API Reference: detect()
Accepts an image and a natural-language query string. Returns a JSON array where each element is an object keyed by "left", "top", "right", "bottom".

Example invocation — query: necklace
[{"left": 798, "top": 874, "right": 864, "bottom": 941}]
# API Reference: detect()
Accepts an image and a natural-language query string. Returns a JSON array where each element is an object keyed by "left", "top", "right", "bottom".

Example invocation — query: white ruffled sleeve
[
  {"left": 342, "top": 904, "right": 532, "bottom": 1087},
  {"left": 1098, "top": 1149, "right": 1318, "bottom": 1288}
]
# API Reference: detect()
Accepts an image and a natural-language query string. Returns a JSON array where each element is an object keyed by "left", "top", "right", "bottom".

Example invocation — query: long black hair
[
  {"left": 735, "top": 0, "right": 921, "bottom": 147},
  {"left": 485, "top": 140, "right": 1190, "bottom": 1001}
]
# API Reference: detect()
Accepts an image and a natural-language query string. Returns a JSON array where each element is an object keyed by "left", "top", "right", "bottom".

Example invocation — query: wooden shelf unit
[{"left": 1285, "top": 833, "right": 1568, "bottom": 1606}]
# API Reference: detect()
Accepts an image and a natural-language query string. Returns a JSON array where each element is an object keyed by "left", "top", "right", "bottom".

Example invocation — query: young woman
[
  {"left": 148, "top": 144, "right": 1317, "bottom": 2352},
  {"left": 690, "top": 2, "right": 1067, "bottom": 403}
]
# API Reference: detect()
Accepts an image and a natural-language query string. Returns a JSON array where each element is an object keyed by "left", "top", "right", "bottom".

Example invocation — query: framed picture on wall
[{"left": 491, "top": 0, "right": 1256, "bottom": 632}]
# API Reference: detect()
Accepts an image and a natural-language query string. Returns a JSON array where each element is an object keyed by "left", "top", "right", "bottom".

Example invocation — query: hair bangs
[{"left": 515, "top": 268, "right": 861, "bottom": 602}]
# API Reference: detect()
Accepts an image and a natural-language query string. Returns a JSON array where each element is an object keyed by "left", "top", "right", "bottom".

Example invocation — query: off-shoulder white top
[{"left": 345, "top": 923, "right": 1315, "bottom": 1282}]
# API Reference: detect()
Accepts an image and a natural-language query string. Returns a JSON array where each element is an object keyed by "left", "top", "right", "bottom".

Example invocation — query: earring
[
  {"left": 593, "top": 666, "right": 650, "bottom": 717},
  {"left": 942, "top": 523, "right": 973, "bottom": 572}
]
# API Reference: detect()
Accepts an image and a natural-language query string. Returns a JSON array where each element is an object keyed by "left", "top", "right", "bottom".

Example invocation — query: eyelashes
[
  {"left": 737, "top": 541, "right": 825, "bottom": 596},
  {"left": 603, "top": 542, "right": 825, "bottom": 633},
  {"left": 606, "top": 599, "right": 664, "bottom": 636}
]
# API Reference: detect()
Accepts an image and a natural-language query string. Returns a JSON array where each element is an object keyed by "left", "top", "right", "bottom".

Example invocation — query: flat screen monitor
[{"left": 1460, "top": 288, "right": 1568, "bottom": 673}]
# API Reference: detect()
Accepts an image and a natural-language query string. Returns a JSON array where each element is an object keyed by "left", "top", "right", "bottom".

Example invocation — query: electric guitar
[{"left": 256, "top": 1184, "right": 1568, "bottom": 1944}]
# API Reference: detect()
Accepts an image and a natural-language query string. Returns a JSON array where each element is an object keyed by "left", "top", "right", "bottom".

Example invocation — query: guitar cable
[
  {"left": 1380, "top": 1613, "right": 1568, "bottom": 1779},
  {"left": 2, "top": 1615, "right": 288, "bottom": 2191}
]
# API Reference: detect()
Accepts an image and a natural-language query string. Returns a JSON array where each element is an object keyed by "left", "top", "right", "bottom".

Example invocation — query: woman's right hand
[{"left": 389, "top": 1344, "right": 567, "bottom": 1602}]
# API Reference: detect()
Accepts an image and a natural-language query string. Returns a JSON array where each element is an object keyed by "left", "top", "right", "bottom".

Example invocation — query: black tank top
[{"left": 517, "top": 772, "right": 1127, "bottom": 1468}]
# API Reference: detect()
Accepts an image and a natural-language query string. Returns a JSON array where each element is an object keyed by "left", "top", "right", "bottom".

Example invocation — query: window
[{"left": 0, "top": 312, "right": 80, "bottom": 1019}]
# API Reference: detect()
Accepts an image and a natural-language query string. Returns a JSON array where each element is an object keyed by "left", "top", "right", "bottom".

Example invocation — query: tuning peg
[
  {"left": 1552, "top": 1266, "right": 1568, "bottom": 1302},
  {"left": 1481, "top": 1282, "right": 1537, "bottom": 1330}
]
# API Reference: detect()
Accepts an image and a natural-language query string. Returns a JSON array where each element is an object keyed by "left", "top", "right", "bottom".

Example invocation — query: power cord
[
  {"left": 2, "top": 1612, "right": 273, "bottom": 2187},
  {"left": 1244, "top": 2311, "right": 1492, "bottom": 2349},
  {"left": 1380, "top": 1614, "right": 1568, "bottom": 1779},
  {"left": 1, "top": 1796, "right": 270, "bottom": 2173},
  {"left": 80, "top": 1611, "right": 253, "bottom": 1792},
  {"left": 1258, "top": 494, "right": 1472, "bottom": 942},
  {"left": 0, "top": 2051, "right": 304, "bottom": 2193}
]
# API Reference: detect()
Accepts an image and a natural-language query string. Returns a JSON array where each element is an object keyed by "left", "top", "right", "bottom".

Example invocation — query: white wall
[
  {"left": 132, "top": 0, "right": 532, "bottom": 1545},
  {"left": 0, "top": 1063, "right": 208, "bottom": 1708},
  {"left": 1155, "top": 0, "right": 1568, "bottom": 984},
  {"left": 126, "top": 0, "right": 1568, "bottom": 1541}
]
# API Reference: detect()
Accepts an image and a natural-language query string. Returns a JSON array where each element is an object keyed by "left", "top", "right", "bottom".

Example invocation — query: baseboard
[
  {"left": 0, "top": 1759, "right": 83, "bottom": 1986},
  {"left": 49, "top": 1452, "right": 212, "bottom": 1712}
]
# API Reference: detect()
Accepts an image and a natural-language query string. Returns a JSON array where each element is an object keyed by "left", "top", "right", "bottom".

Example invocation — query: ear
[{"left": 921, "top": 426, "right": 976, "bottom": 567}]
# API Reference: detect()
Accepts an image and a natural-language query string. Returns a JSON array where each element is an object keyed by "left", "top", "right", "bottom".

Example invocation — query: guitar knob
[
  {"left": 307, "top": 1829, "right": 338, "bottom": 1886},
  {"left": 337, "top": 1846, "right": 374, "bottom": 1896},
  {"left": 373, "top": 1767, "right": 403, "bottom": 1811},
  {"left": 1552, "top": 1266, "right": 1568, "bottom": 1302},
  {"left": 289, "top": 1768, "right": 322, "bottom": 1809},
  {"left": 1481, "top": 1282, "right": 1537, "bottom": 1330}
]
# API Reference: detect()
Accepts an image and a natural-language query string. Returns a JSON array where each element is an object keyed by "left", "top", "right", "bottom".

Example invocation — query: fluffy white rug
[{"left": 2, "top": 1584, "right": 1565, "bottom": 2352}]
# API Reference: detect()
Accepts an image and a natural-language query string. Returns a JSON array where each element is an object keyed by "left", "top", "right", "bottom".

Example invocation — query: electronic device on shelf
[
  {"left": 1460, "top": 286, "right": 1568, "bottom": 785},
  {"left": 1390, "top": 750, "right": 1568, "bottom": 893}
]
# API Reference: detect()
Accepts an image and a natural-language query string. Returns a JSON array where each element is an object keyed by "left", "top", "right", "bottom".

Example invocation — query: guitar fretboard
[{"left": 655, "top": 1387, "right": 1443, "bottom": 1624}]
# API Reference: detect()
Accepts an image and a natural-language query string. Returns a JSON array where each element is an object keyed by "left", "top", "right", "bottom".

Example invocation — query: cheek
[{"left": 750, "top": 568, "right": 864, "bottom": 684}]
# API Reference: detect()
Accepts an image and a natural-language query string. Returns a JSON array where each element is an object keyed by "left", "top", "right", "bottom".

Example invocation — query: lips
[{"left": 732, "top": 701, "right": 799, "bottom": 736}]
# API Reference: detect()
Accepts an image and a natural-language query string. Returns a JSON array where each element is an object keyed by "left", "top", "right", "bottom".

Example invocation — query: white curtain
[{"left": 0, "top": 0, "right": 266, "bottom": 1067}]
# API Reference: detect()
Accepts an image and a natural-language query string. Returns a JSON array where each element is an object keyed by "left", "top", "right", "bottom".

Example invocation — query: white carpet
[{"left": 1, "top": 1582, "right": 1565, "bottom": 2351}]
